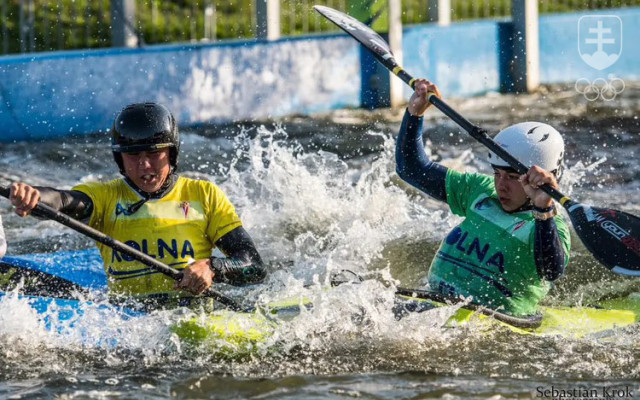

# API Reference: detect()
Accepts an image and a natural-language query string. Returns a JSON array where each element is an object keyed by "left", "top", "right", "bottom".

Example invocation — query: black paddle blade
[
  {"left": 314, "top": 5, "right": 397, "bottom": 69},
  {"left": 566, "top": 203, "right": 640, "bottom": 275}
]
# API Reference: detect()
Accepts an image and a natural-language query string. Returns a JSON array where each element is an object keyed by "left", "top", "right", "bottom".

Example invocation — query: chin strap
[
  {"left": 123, "top": 173, "right": 178, "bottom": 215},
  {"left": 508, "top": 200, "right": 533, "bottom": 214}
]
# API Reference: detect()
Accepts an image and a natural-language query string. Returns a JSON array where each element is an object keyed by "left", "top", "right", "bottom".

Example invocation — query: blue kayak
[
  {"left": 0, "top": 249, "right": 277, "bottom": 354},
  {"left": 0, "top": 249, "right": 146, "bottom": 339},
  {"left": 1, "top": 247, "right": 107, "bottom": 294}
]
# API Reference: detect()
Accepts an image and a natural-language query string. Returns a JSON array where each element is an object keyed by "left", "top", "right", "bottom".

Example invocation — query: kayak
[
  {"left": 2, "top": 249, "right": 639, "bottom": 350},
  {"left": 176, "top": 287, "right": 640, "bottom": 346},
  {"left": 0, "top": 249, "right": 276, "bottom": 354},
  {"left": 395, "top": 288, "right": 640, "bottom": 338}
]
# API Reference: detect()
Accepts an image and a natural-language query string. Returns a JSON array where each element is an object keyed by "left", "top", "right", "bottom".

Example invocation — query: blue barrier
[
  {"left": 0, "top": 8, "right": 638, "bottom": 143},
  {"left": 0, "top": 35, "right": 361, "bottom": 142}
]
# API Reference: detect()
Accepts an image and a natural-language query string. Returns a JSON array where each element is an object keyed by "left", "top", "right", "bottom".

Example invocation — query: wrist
[
  {"left": 532, "top": 204, "right": 554, "bottom": 212},
  {"left": 209, "top": 257, "right": 221, "bottom": 274},
  {"left": 209, "top": 257, "right": 228, "bottom": 283},
  {"left": 532, "top": 204, "right": 557, "bottom": 221}
]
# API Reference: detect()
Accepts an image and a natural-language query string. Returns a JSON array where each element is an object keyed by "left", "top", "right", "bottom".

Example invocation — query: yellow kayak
[
  {"left": 396, "top": 289, "right": 640, "bottom": 338},
  {"left": 173, "top": 291, "right": 640, "bottom": 355},
  {"left": 172, "top": 309, "right": 276, "bottom": 355}
]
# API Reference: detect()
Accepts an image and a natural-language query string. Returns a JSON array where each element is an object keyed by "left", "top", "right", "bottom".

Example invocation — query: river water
[{"left": 0, "top": 83, "right": 639, "bottom": 399}]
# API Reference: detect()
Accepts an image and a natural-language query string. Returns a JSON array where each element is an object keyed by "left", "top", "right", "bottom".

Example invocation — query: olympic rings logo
[{"left": 575, "top": 77, "right": 625, "bottom": 101}]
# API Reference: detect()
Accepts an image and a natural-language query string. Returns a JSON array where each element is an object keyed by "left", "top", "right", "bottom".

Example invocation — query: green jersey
[{"left": 427, "top": 170, "right": 571, "bottom": 316}]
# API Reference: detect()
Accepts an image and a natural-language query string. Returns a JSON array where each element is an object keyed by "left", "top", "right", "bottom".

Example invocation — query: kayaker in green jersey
[
  {"left": 396, "top": 80, "right": 570, "bottom": 317},
  {"left": 9, "top": 103, "right": 265, "bottom": 309}
]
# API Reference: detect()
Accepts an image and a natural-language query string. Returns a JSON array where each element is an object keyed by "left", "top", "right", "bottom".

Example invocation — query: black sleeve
[
  {"left": 35, "top": 187, "right": 93, "bottom": 220},
  {"left": 534, "top": 218, "right": 567, "bottom": 281},
  {"left": 395, "top": 109, "right": 449, "bottom": 202},
  {"left": 210, "top": 226, "right": 266, "bottom": 286}
]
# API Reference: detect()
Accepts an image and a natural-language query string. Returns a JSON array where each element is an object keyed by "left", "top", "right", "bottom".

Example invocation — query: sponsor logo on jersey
[
  {"left": 511, "top": 220, "right": 527, "bottom": 233},
  {"left": 115, "top": 202, "right": 136, "bottom": 217},
  {"left": 474, "top": 197, "right": 493, "bottom": 211},
  {"left": 181, "top": 201, "right": 190, "bottom": 219},
  {"left": 111, "top": 238, "right": 195, "bottom": 263},
  {"left": 445, "top": 227, "right": 504, "bottom": 273}
]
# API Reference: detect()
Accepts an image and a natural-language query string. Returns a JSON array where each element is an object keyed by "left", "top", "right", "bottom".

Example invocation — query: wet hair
[{"left": 491, "top": 165, "right": 562, "bottom": 182}]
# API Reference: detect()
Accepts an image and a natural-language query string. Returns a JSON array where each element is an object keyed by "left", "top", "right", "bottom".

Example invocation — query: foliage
[{"left": 0, "top": 0, "right": 637, "bottom": 55}]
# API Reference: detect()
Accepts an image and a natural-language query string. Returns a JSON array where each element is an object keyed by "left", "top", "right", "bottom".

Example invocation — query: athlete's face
[
  {"left": 121, "top": 148, "right": 171, "bottom": 193},
  {"left": 493, "top": 168, "right": 528, "bottom": 212}
]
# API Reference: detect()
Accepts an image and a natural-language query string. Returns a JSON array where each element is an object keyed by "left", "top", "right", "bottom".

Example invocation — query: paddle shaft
[
  {"left": 314, "top": 5, "right": 567, "bottom": 203},
  {"left": 0, "top": 186, "right": 247, "bottom": 312},
  {"left": 395, "top": 287, "right": 542, "bottom": 329},
  {"left": 385, "top": 61, "right": 572, "bottom": 205}
]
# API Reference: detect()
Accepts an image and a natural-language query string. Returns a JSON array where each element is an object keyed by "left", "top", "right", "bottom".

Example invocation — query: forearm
[
  {"left": 211, "top": 227, "right": 266, "bottom": 286},
  {"left": 210, "top": 256, "right": 266, "bottom": 286},
  {"left": 534, "top": 218, "right": 567, "bottom": 281},
  {"left": 36, "top": 187, "right": 93, "bottom": 220},
  {"left": 395, "top": 109, "right": 448, "bottom": 202}
]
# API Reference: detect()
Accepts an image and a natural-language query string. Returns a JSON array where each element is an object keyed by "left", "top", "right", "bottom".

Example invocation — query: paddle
[
  {"left": 315, "top": 5, "right": 640, "bottom": 276},
  {"left": 0, "top": 186, "right": 250, "bottom": 312},
  {"left": 329, "top": 270, "right": 542, "bottom": 328},
  {"left": 395, "top": 287, "right": 542, "bottom": 329}
]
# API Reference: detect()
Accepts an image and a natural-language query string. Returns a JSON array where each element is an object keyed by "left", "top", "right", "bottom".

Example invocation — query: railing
[{"left": 0, "top": 0, "right": 638, "bottom": 55}]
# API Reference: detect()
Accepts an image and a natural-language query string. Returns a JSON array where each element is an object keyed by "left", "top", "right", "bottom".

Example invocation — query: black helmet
[{"left": 111, "top": 103, "right": 179, "bottom": 174}]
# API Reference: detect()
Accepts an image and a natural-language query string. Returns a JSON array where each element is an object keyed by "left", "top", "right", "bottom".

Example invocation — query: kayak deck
[
  {"left": 173, "top": 310, "right": 276, "bottom": 355},
  {"left": 395, "top": 290, "right": 640, "bottom": 338}
]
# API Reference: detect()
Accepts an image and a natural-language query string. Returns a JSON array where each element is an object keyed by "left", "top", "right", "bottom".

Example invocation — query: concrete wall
[
  {"left": 0, "top": 35, "right": 360, "bottom": 142},
  {"left": 402, "top": 20, "right": 502, "bottom": 98},
  {"left": 402, "top": 7, "right": 638, "bottom": 98},
  {"left": 0, "top": 7, "right": 638, "bottom": 143}
]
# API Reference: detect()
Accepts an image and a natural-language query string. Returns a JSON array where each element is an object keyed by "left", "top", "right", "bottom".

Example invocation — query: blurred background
[
  {"left": 1, "top": 0, "right": 638, "bottom": 53},
  {"left": 0, "top": 0, "right": 638, "bottom": 143}
]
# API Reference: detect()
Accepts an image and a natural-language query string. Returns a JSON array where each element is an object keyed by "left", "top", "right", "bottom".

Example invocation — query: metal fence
[
  {"left": 1, "top": 0, "right": 638, "bottom": 55},
  {"left": 403, "top": 0, "right": 640, "bottom": 23}
]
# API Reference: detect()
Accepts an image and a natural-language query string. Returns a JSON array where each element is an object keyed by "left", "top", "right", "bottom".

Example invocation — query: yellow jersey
[{"left": 73, "top": 176, "right": 242, "bottom": 298}]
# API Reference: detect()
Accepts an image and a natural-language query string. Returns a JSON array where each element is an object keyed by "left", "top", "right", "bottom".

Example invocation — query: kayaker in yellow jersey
[
  {"left": 396, "top": 80, "right": 571, "bottom": 317},
  {"left": 9, "top": 103, "right": 265, "bottom": 309}
]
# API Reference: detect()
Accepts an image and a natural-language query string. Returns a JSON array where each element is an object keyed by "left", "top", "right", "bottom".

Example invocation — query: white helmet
[{"left": 488, "top": 121, "right": 565, "bottom": 177}]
